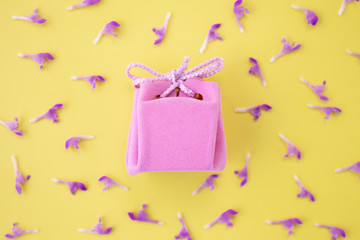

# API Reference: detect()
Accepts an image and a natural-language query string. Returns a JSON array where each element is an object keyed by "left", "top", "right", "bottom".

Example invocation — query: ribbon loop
[{"left": 126, "top": 56, "right": 224, "bottom": 98}]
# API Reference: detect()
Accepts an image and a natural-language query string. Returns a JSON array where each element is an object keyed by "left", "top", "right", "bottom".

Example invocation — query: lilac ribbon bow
[{"left": 126, "top": 56, "right": 224, "bottom": 98}]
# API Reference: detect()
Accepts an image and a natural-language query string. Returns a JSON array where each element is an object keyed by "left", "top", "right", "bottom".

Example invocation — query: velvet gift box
[{"left": 125, "top": 57, "right": 226, "bottom": 175}]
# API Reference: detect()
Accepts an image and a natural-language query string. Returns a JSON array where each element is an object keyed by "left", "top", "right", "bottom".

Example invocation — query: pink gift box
[{"left": 126, "top": 76, "right": 226, "bottom": 175}]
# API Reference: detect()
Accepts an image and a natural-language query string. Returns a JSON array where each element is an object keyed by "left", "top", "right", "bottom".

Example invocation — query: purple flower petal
[
  {"left": 291, "top": 5, "right": 318, "bottom": 26},
  {"left": 279, "top": 133, "right": 301, "bottom": 160},
  {"left": 67, "top": 0, "right": 101, "bottom": 10},
  {"left": 339, "top": 0, "right": 359, "bottom": 16},
  {"left": 266, "top": 218, "right": 302, "bottom": 235},
  {"left": 128, "top": 204, "right": 164, "bottom": 225},
  {"left": 235, "top": 104, "right": 272, "bottom": 121},
  {"left": 98, "top": 176, "right": 128, "bottom": 191},
  {"left": 335, "top": 161, "right": 360, "bottom": 177},
  {"left": 175, "top": 213, "right": 192, "bottom": 240},
  {"left": 314, "top": 224, "right": 346, "bottom": 239},
  {"left": 11, "top": 156, "right": 30, "bottom": 195},
  {"left": 308, "top": 105, "right": 342, "bottom": 119},
  {"left": 300, "top": 77, "right": 329, "bottom": 101},
  {"left": 0, "top": 117, "right": 23, "bottom": 136},
  {"left": 152, "top": 12, "right": 171, "bottom": 45},
  {"left": 200, "top": 24, "right": 223, "bottom": 54},
  {"left": 52, "top": 178, "right": 87, "bottom": 195},
  {"left": 234, "top": 153, "right": 250, "bottom": 187},
  {"left": 204, "top": 209, "right": 238, "bottom": 229},
  {"left": 5, "top": 223, "right": 38, "bottom": 239},
  {"left": 270, "top": 38, "right": 301, "bottom": 63},
  {"left": 249, "top": 57, "right": 266, "bottom": 87},
  {"left": 12, "top": 8, "right": 47, "bottom": 24},
  {"left": 78, "top": 217, "right": 112, "bottom": 234},
  {"left": 93, "top": 21, "right": 120, "bottom": 45},
  {"left": 192, "top": 174, "right": 219, "bottom": 196},
  {"left": 65, "top": 135, "right": 94, "bottom": 150},
  {"left": 294, "top": 175, "right": 315, "bottom": 202},
  {"left": 18, "top": 53, "right": 54, "bottom": 70},
  {"left": 234, "top": 0, "right": 250, "bottom": 33},
  {"left": 71, "top": 76, "right": 105, "bottom": 90},
  {"left": 29, "top": 104, "right": 63, "bottom": 123},
  {"left": 346, "top": 49, "right": 360, "bottom": 59}
]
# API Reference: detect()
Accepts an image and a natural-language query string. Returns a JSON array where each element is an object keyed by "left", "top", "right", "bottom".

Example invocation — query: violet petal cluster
[
  {"left": 29, "top": 104, "right": 63, "bottom": 123},
  {"left": 192, "top": 174, "right": 219, "bottom": 196},
  {"left": 71, "top": 76, "right": 105, "bottom": 90},
  {"left": 308, "top": 105, "right": 342, "bottom": 119},
  {"left": 52, "top": 178, "right": 87, "bottom": 195},
  {"left": 0, "top": 117, "right": 23, "bottom": 136},
  {"left": 235, "top": 104, "right": 272, "bottom": 121},
  {"left": 128, "top": 204, "right": 164, "bottom": 225},
  {"left": 12, "top": 156, "right": 30, "bottom": 195},
  {"left": 249, "top": 58, "right": 266, "bottom": 87},
  {"left": 266, "top": 218, "right": 302, "bottom": 235},
  {"left": 204, "top": 209, "right": 238, "bottom": 229},
  {"left": 279, "top": 133, "right": 301, "bottom": 160},
  {"left": 5, "top": 223, "right": 38, "bottom": 239},
  {"left": 78, "top": 217, "right": 112, "bottom": 234},
  {"left": 200, "top": 24, "right": 223, "bottom": 54},
  {"left": 270, "top": 38, "right": 301, "bottom": 63},
  {"left": 18, "top": 53, "right": 54, "bottom": 70},
  {"left": 152, "top": 12, "right": 171, "bottom": 45},
  {"left": 12, "top": 8, "right": 46, "bottom": 24},
  {"left": 65, "top": 135, "right": 95, "bottom": 150},
  {"left": 314, "top": 223, "right": 346, "bottom": 240},
  {"left": 233, "top": 0, "right": 250, "bottom": 33},
  {"left": 93, "top": 21, "right": 120, "bottom": 45},
  {"left": 234, "top": 153, "right": 250, "bottom": 187},
  {"left": 98, "top": 176, "right": 128, "bottom": 191}
]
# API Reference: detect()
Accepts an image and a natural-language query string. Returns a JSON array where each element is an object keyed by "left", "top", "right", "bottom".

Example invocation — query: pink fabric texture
[{"left": 126, "top": 77, "right": 226, "bottom": 175}]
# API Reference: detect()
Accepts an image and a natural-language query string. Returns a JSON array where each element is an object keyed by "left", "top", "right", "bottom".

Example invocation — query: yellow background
[{"left": 1, "top": 0, "right": 360, "bottom": 239}]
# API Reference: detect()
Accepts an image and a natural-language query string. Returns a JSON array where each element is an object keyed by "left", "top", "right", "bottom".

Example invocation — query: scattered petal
[
  {"left": 78, "top": 217, "right": 112, "bottom": 234},
  {"left": 93, "top": 21, "right": 120, "bottom": 45},
  {"left": 346, "top": 49, "right": 360, "bottom": 59},
  {"left": 175, "top": 213, "right": 192, "bottom": 240},
  {"left": 204, "top": 209, "right": 238, "bottom": 229},
  {"left": 249, "top": 58, "right": 266, "bottom": 87},
  {"left": 339, "top": 0, "right": 359, "bottom": 16},
  {"left": 65, "top": 135, "right": 95, "bottom": 150},
  {"left": 152, "top": 12, "right": 171, "bottom": 45},
  {"left": 235, "top": 104, "right": 272, "bottom": 121},
  {"left": 294, "top": 175, "right": 315, "bottom": 202},
  {"left": 234, "top": 153, "right": 250, "bottom": 187},
  {"left": 29, "top": 104, "right": 63, "bottom": 123},
  {"left": 52, "top": 178, "right": 87, "bottom": 195},
  {"left": 12, "top": 8, "right": 46, "bottom": 24},
  {"left": 98, "top": 176, "right": 128, "bottom": 191},
  {"left": 308, "top": 105, "right": 342, "bottom": 119},
  {"left": 314, "top": 223, "right": 346, "bottom": 240},
  {"left": 18, "top": 52, "right": 53, "bottom": 70},
  {"left": 300, "top": 77, "right": 329, "bottom": 101},
  {"left": 192, "top": 174, "right": 219, "bottom": 196},
  {"left": 270, "top": 38, "right": 301, "bottom": 63},
  {"left": 279, "top": 133, "right": 301, "bottom": 160},
  {"left": 234, "top": 0, "right": 250, "bottom": 33},
  {"left": 0, "top": 117, "right": 23, "bottom": 136},
  {"left": 200, "top": 24, "right": 223, "bottom": 54},
  {"left": 266, "top": 218, "right": 302, "bottom": 235},
  {"left": 5, "top": 223, "right": 38, "bottom": 239},
  {"left": 335, "top": 161, "right": 360, "bottom": 177},
  {"left": 11, "top": 156, "right": 30, "bottom": 195},
  {"left": 291, "top": 5, "right": 318, "bottom": 26},
  {"left": 128, "top": 204, "right": 164, "bottom": 225},
  {"left": 67, "top": 0, "right": 100, "bottom": 10},
  {"left": 71, "top": 76, "right": 105, "bottom": 90}
]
